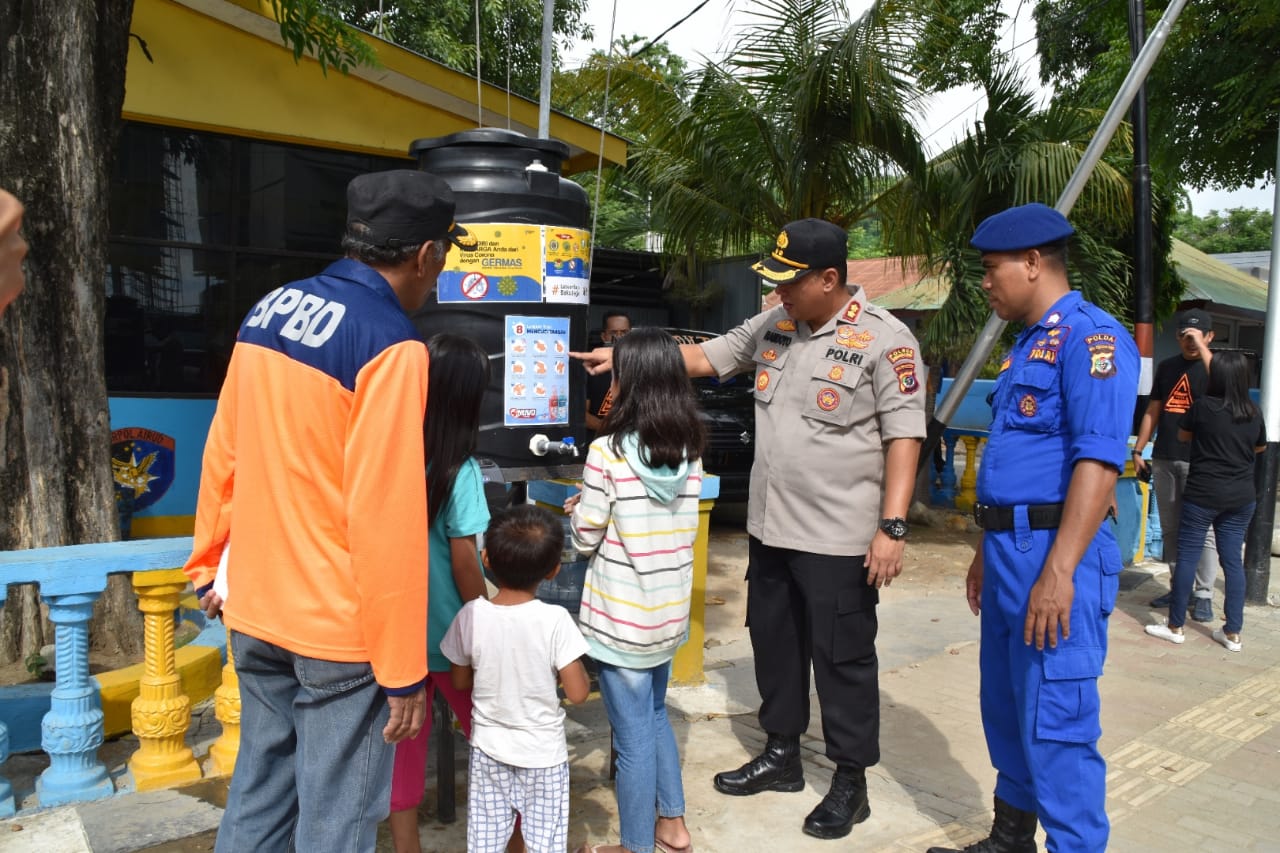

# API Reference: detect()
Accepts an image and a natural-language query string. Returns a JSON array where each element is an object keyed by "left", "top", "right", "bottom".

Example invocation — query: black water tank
[{"left": 409, "top": 129, "right": 590, "bottom": 479}]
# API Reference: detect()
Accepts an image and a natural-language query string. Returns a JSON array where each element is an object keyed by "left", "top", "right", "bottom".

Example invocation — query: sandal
[{"left": 655, "top": 843, "right": 693, "bottom": 853}]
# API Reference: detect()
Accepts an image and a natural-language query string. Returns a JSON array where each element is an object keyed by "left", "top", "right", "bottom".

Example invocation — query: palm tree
[
  {"left": 878, "top": 63, "right": 1139, "bottom": 363},
  {"left": 606, "top": 0, "right": 930, "bottom": 260}
]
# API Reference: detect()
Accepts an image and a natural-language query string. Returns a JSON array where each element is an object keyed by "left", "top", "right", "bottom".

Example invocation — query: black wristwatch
[{"left": 879, "top": 517, "right": 909, "bottom": 540}]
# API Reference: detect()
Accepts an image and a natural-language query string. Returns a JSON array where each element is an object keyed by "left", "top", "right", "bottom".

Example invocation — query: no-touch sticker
[{"left": 460, "top": 272, "right": 489, "bottom": 300}]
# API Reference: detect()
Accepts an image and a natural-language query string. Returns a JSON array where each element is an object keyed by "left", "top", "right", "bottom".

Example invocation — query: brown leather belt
[{"left": 973, "top": 502, "right": 1065, "bottom": 531}]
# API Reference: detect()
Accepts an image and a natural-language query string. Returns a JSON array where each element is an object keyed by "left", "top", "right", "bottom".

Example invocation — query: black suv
[{"left": 664, "top": 328, "right": 754, "bottom": 503}]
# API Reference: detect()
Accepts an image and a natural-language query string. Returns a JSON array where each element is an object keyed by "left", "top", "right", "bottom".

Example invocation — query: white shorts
[{"left": 467, "top": 745, "right": 570, "bottom": 853}]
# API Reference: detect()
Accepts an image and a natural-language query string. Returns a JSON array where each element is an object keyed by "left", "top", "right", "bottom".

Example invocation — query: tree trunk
[{"left": 0, "top": 1, "right": 142, "bottom": 663}]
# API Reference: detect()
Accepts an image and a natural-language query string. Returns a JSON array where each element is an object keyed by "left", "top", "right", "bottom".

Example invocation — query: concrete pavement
[{"left": 3, "top": 520, "right": 1279, "bottom": 852}]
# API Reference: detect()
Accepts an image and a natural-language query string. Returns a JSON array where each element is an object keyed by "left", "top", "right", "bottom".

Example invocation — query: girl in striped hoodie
[{"left": 566, "top": 327, "right": 705, "bottom": 853}]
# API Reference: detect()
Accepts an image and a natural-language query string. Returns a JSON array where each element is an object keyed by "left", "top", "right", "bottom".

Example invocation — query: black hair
[
  {"left": 602, "top": 310, "right": 632, "bottom": 326},
  {"left": 1035, "top": 239, "right": 1070, "bottom": 272},
  {"left": 601, "top": 326, "right": 706, "bottom": 469},
  {"left": 483, "top": 505, "right": 564, "bottom": 591},
  {"left": 1206, "top": 350, "right": 1260, "bottom": 423},
  {"left": 424, "top": 334, "right": 490, "bottom": 525},
  {"left": 342, "top": 231, "right": 446, "bottom": 266}
]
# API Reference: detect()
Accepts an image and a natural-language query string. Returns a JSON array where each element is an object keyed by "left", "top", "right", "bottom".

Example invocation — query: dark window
[
  {"left": 107, "top": 121, "right": 408, "bottom": 394},
  {"left": 109, "top": 127, "right": 233, "bottom": 246},
  {"left": 105, "top": 246, "right": 233, "bottom": 393},
  {"left": 237, "top": 142, "right": 376, "bottom": 253}
]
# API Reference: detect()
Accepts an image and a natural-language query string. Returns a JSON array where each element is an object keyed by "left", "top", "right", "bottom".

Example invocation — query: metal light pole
[
  {"left": 920, "top": 0, "right": 1193, "bottom": 469},
  {"left": 537, "top": 0, "right": 555, "bottom": 139},
  {"left": 1242, "top": 114, "right": 1280, "bottom": 604},
  {"left": 1129, "top": 0, "right": 1155, "bottom": 420}
]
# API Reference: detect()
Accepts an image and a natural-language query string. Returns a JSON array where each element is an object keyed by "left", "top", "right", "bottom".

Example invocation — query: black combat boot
[
  {"left": 926, "top": 796, "right": 1038, "bottom": 853},
  {"left": 802, "top": 765, "right": 870, "bottom": 839},
  {"left": 712, "top": 733, "right": 804, "bottom": 796}
]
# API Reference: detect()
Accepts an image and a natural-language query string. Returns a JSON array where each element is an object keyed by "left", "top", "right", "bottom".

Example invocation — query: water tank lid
[{"left": 409, "top": 129, "right": 569, "bottom": 160}]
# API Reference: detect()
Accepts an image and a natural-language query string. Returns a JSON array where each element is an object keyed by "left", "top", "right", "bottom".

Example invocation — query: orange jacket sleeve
[{"left": 346, "top": 340, "right": 430, "bottom": 690}]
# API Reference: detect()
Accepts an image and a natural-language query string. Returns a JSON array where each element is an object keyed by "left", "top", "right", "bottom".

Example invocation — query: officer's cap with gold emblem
[
  {"left": 347, "top": 169, "right": 477, "bottom": 251},
  {"left": 751, "top": 218, "right": 849, "bottom": 285},
  {"left": 970, "top": 203, "right": 1074, "bottom": 253}
]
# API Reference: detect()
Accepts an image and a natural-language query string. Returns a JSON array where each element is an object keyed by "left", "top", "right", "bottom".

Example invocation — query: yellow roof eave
[{"left": 124, "top": 0, "right": 626, "bottom": 171}]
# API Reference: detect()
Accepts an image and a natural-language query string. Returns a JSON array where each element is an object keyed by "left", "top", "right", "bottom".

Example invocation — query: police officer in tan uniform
[{"left": 573, "top": 218, "right": 925, "bottom": 841}]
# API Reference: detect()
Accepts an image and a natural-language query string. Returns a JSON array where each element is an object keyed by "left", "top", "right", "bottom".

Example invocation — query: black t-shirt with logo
[
  {"left": 1180, "top": 398, "right": 1265, "bottom": 510},
  {"left": 585, "top": 369, "right": 615, "bottom": 440},
  {"left": 1151, "top": 355, "right": 1209, "bottom": 461}
]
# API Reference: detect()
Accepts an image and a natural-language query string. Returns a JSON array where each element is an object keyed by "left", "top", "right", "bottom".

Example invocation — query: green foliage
[
  {"left": 1173, "top": 207, "right": 1275, "bottom": 254},
  {"left": 271, "top": 1, "right": 591, "bottom": 89},
  {"left": 1034, "top": 0, "right": 1280, "bottom": 190},
  {"left": 553, "top": 35, "right": 689, "bottom": 134},
  {"left": 878, "top": 63, "right": 1141, "bottom": 362},
  {"left": 911, "top": 0, "right": 1005, "bottom": 92},
  {"left": 328, "top": 0, "right": 590, "bottom": 97},
  {"left": 272, "top": 0, "right": 377, "bottom": 74},
  {"left": 848, "top": 216, "right": 887, "bottom": 259},
  {"left": 554, "top": 36, "right": 690, "bottom": 250},
  {"left": 24, "top": 652, "right": 47, "bottom": 678},
  {"left": 614, "top": 0, "right": 929, "bottom": 262}
]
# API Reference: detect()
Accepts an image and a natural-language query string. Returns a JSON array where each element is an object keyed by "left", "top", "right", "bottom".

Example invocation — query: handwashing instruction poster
[
  {"left": 437, "top": 224, "right": 590, "bottom": 304},
  {"left": 504, "top": 315, "right": 570, "bottom": 427}
]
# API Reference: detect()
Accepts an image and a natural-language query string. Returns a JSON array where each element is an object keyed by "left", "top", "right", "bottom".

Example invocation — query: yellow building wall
[{"left": 124, "top": 0, "right": 626, "bottom": 167}]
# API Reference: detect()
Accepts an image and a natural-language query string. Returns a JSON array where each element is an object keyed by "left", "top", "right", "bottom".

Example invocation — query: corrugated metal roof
[
  {"left": 1171, "top": 240, "right": 1268, "bottom": 314},
  {"left": 854, "top": 240, "right": 1270, "bottom": 314}
]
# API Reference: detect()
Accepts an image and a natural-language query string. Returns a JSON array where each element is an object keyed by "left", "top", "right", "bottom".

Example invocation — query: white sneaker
[
  {"left": 1145, "top": 623, "right": 1185, "bottom": 644},
  {"left": 1212, "top": 628, "right": 1242, "bottom": 652}
]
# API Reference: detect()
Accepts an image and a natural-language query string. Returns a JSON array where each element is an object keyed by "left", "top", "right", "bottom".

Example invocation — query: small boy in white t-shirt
[{"left": 442, "top": 505, "right": 590, "bottom": 853}]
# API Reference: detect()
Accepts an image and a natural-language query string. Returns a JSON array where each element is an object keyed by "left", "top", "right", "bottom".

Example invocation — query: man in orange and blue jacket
[{"left": 183, "top": 170, "right": 475, "bottom": 853}]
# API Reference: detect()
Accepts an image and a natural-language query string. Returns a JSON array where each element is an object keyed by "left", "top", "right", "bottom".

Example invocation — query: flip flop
[{"left": 655, "top": 841, "right": 693, "bottom": 853}]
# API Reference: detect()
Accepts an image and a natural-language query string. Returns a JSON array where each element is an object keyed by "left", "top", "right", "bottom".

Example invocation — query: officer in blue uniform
[{"left": 928, "top": 204, "right": 1137, "bottom": 853}]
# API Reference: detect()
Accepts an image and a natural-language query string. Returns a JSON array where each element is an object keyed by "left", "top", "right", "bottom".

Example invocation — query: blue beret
[{"left": 970, "top": 203, "right": 1075, "bottom": 252}]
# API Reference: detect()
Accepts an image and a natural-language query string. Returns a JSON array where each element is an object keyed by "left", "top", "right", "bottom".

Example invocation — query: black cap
[
  {"left": 970, "top": 203, "right": 1075, "bottom": 253},
  {"left": 751, "top": 219, "right": 848, "bottom": 285},
  {"left": 1176, "top": 308, "right": 1212, "bottom": 334},
  {"left": 346, "top": 170, "right": 477, "bottom": 251}
]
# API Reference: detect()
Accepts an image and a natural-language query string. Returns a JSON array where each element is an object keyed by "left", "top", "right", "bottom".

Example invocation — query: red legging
[{"left": 389, "top": 673, "right": 473, "bottom": 812}]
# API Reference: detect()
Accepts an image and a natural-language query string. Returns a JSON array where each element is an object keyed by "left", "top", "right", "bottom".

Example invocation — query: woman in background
[{"left": 1146, "top": 350, "right": 1265, "bottom": 652}]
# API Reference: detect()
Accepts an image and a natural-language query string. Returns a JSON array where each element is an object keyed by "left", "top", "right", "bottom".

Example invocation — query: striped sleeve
[{"left": 570, "top": 438, "right": 613, "bottom": 556}]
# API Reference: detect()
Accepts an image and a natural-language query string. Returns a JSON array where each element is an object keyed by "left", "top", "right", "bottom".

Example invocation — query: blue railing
[{"left": 0, "top": 537, "right": 195, "bottom": 813}]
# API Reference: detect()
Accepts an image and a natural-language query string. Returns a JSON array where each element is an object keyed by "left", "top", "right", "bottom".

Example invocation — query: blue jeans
[
  {"left": 1172, "top": 500, "right": 1255, "bottom": 634},
  {"left": 216, "top": 631, "right": 394, "bottom": 853},
  {"left": 597, "top": 661, "right": 686, "bottom": 853}
]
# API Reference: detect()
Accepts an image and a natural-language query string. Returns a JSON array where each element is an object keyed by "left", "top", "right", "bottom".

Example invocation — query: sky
[{"left": 564, "top": 0, "right": 1276, "bottom": 216}]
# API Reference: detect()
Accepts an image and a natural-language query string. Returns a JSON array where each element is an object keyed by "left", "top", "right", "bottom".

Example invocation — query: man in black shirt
[
  {"left": 585, "top": 310, "right": 631, "bottom": 439},
  {"left": 1132, "top": 308, "right": 1218, "bottom": 622}
]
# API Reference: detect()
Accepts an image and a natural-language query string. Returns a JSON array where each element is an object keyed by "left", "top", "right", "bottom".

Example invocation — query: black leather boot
[
  {"left": 802, "top": 765, "right": 870, "bottom": 839},
  {"left": 712, "top": 733, "right": 804, "bottom": 796},
  {"left": 926, "top": 796, "right": 1038, "bottom": 852}
]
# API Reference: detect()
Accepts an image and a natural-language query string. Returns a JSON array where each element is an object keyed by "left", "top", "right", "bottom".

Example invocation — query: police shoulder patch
[
  {"left": 885, "top": 346, "right": 915, "bottom": 365},
  {"left": 1085, "top": 332, "right": 1118, "bottom": 379}
]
